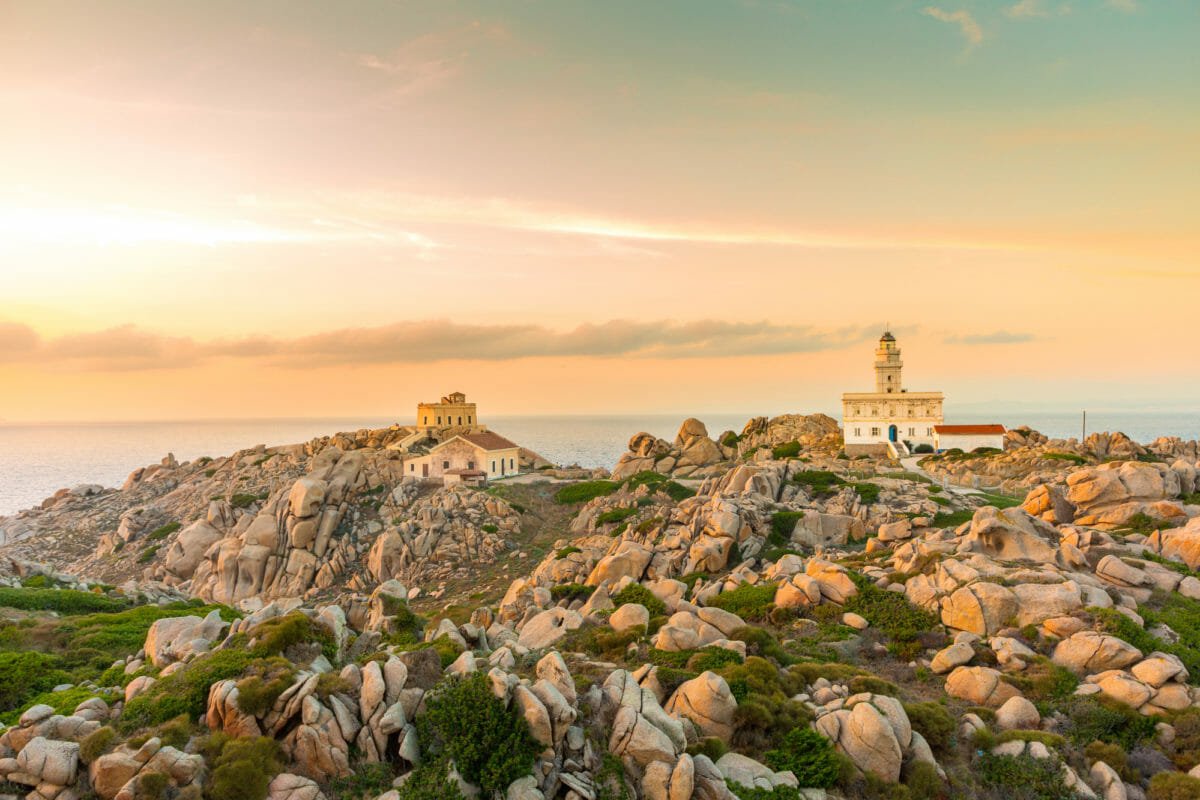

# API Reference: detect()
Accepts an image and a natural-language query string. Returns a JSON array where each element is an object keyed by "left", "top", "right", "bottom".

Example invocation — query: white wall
[{"left": 934, "top": 433, "right": 1005, "bottom": 452}]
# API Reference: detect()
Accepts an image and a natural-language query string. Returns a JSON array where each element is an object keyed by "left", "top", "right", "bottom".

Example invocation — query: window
[
  {"left": 437, "top": 416, "right": 442, "bottom": 425},
  {"left": 468, "top": 416, "right": 472, "bottom": 424},
  {"left": 871, "top": 427, "right": 880, "bottom": 437},
  {"left": 491, "top": 461, "right": 496, "bottom": 472},
  {"left": 409, "top": 464, "right": 414, "bottom": 472},
  {"left": 926, "top": 427, "right": 932, "bottom": 435},
  {"left": 854, "top": 427, "right": 861, "bottom": 436},
  {"left": 510, "top": 458, "right": 515, "bottom": 469},
  {"left": 423, "top": 416, "right": 428, "bottom": 425},
  {"left": 468, "top": 461, "right": 474, "bottom": 469},
  {"left": 908, "top": 428, "right": 915, "bottom": 436},
  {"left": 457, "top": 416, "right": 462, "bottom": 425},
  {"left": 442, "top": 460, "right": 449, "bottom": 469}
]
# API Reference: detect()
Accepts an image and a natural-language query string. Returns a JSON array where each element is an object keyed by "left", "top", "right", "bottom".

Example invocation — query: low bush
[
  {"left": 250, "top": 612, "right": 336, "bottom": 661},
  {"left": 932, "top": 509, "right": 975, "bottom": 528},
  {"left": 1085, "top": 740, "right": 1135, "bottom": 782},
  {"left": 1169, "top": 707, "right": 1200, "bottom": 769},
  {"left": 205, "top": 735, "right": 282, "bottom": 800},
  {"left": 145, "top": 521, "right": 181, "bottom": 541},
  {"left": 903, "top": 701, "right": 955, "bottom": 755},
  {"left": 686, "top": 737, "right": 728, "bottom": 762},
  {"left": 706, "top": 583, "right": 777, "bottom": 621},
  {"left": 769, "top": 512, "right": 803, "bottom": 546},
  {"left": 1059, "top": 694, "right": 1157, "bottom": 750},
  {"left": 565, "top": 624, "right": 644, "bottom": 661},
  {"left": 611, "top": 584, "right": 666, "bottom": 616},
  {"left": 1042, "top": 452, "right": 1087, "bottom": 465},
  {"left": 1148, "top": 772, "right": 1200, "bottom": 800},
  {"left": 121, "top": 648, "right": 256, "bottom": 731},
  {"left": 792, "top": 470, "right": 844, "bottom": 497},
  {"left": 550, "top": 583, "right": 594, "bottom": 603},
  {"left": 843, "top": 575, "right": 938, "bottom": 659},
  {"left": 848, "top": 482, "right": 881, "bottom": 505},
  {"left": 728, "top": 783, "right": 806, "bottom": 799},
  {"left": 0, "top": 587, "right": 128, "bottom": 615},
  {"left": 556, "top": 546, "right": 582, "bottom": 558},
  {"left": 80, "top": 726, "right": 118, "bottom": 763},
  {"left": 763, "top": 728, "right": 840, "bottom": 788},
  {"left": 328, "top": 762, "right": 396, "bottom": 800},
  {"left": 392, "top": 760, "right": 466, "bottom": 800},
  {"left": 976, "top": 753, "right": 1072, "bottom": 800},
  {"left": 0, "top": 651, "right": 71, "bottom": 713},
  {"left": 597, "top": 507, "right": 637, "bottom": 525},
  {"left": 555, "top": 481, "right": 619, "bottom": 504},
  {"left": 418, "top": 673, "right": 541, "bottom": 797},
  {"left": 772, "top": 441, "right": 803, "bottom": 459},
  {"left": 718, "top": 657, "right": 811, "bottom": 753},
  {"left": 235, "top": 657, "right": 295, "bottom": 716}
]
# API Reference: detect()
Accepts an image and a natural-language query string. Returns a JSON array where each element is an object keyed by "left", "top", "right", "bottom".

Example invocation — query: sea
[{"left": 0, "top": 410, "right": 1197, "bottom": 517}]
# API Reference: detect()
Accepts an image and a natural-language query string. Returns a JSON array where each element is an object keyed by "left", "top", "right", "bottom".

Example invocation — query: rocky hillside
[{"left": 3, "top": 422, "right": 1200, "bottom": 800}]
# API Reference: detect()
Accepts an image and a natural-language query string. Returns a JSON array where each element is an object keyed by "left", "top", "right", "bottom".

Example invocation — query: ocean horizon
[{"left": 1, "top": 409, "right": 1197, "bottom": 517}]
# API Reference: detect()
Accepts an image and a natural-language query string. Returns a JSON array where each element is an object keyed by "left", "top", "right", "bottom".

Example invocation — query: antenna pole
[{"left": 1082, "top": 409, "right": 1087, "bottom": 440}]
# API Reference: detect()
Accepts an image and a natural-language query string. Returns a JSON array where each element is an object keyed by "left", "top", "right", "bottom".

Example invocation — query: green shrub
[
  {"left": 235, "top": 657, "right": 295, "bottom": 716},
  {"left": 663, "top": 482, "right": 696, "bottom": 501},
  {"left": 597, "top": 507, "right": 637, "bottom": 525},
  {"left": 686, "top": 737, "right": 728, "bottom": 762},
  {"left": 481, "top": 524, "right": 499, "bottom": 533},
  {"left": 1084, "top": 740, "right": 1133, "bottom": 782},
  {"left": 727, "top": 784, "right": 805, "bottom": 799},
  {"left": 770, "top": 512, "right": 804, "bottom": 546},
  {"left": 80, "top": 726, "right": 118, "bottom": 762},
  {"left": 550, "top": 583, "right": 594, "bottom": 603},
  {"left": 1169, "top": 707, "right": 1200, "bottom": 769},
  {"left": 707, "top": 583, "right": 777, "bottom": 622},
  {"left": 0, "top": 587, "right": 128, "bottom": 614},
  {"left": 688, "top": 647, "right": 745, "bottom": 672},
  {"left": 904, "top": 761, "right": 942, "bottom": 800},
  {"left": 418, "top": 673, "right": 540, "bottom": 796},
  {"left": 229, "top": 493, "right": 264, "bottom": 509},
  {"left": 718, "top": 657, "right": 811, "bottom": 753},
  {"left": 792, "top": 470, "right": 844, "bottom": 497},
  {"left": 137, "top": 545, "right": 161, "bottom": 563},
  {"left": 1, "top": 685, "right": 119, "bottom": 725},
  {"left": 329, "top": 762, "right": 396, "bottom": 800},
  {"left": 611, "top": 584, "right": 666, "bottom": 616},
  {"left": 731, "top": 627, "right": 793, "bottom": 665},
  {"left": 1141, "top": 593, "right": 1200, "bottom": 677},
  {"left": 763, "top": 728, "right": 840, "bottom": 788},
  {"left": 555, "top": 481, "right": 619, "bottom": 505},
  {"left": 903, "top": 701, "right": 955, "bottom": 755},
  {"left": 206, "top": 735, "right": 281, "bottom": 800},
  {"left": 1060, "top": 694, "right": 1157, "bottom": 750},
  {"left": 1147, "top": 772, "right": 1200, "bottom": 800},
  {"left": 772, "top": 441, "right": 803, "bottom": 459},
  {"left": 121, "top": 648, "right": 256, "bottom": 731},
  {"left": 0, "top": 652, "right": 71, "bottom": 713},
  {"left": 720, "top": 432, "right": 741, "bottom": 448},
  {"left": 848, "top": 482, "right": 881, "bottom": 505},
  {"left": 1042, "top": 452, "right": 1087, "bottom": 465},
  {"left": 977, "top": 753, "right": 1072, "bottom": 800},
  {"left": 843, "top": 574, "right": 938, "bottom": 659},
  {"left": 391, "top": 760, "right": 466, "bottom": 800},
  {"left": 556, "top": 546, "right": 583, "bottom": 558},
  {"left": 145, "top": 522, "right": 181, "bottom": 541},
  {"left": 250, "top": 612, "right": 336, "bottom": 660}
]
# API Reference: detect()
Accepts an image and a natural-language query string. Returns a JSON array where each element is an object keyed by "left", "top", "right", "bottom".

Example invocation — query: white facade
[
  {"left": 841, "top": 332, "right": 944, "bottom": 455},
  {"left": 933, "top": 426, "right": 1006, "bottom": 453},
  {"left": 404, "top": 432, "right": 521, "bottom": 483}
]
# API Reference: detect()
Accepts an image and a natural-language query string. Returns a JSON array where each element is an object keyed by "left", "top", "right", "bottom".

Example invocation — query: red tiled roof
[
  {"left": 934, "top": 424, "right": 1006, "bottom": 435},
  {"left": 432, "top": 431, "right": 520, "bottom": 452}
]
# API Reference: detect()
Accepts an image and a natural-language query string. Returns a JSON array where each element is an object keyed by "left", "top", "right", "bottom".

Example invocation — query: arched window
[{"left": 457, "top": 416, "right": 462, "bottom": 425}]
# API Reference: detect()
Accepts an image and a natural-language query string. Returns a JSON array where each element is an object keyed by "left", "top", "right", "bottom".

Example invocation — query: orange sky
[{"left": 1, "top": 1, "right": 1197, "bottom": 421}]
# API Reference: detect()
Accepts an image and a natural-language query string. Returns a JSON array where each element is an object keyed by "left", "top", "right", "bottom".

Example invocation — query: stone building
[
  {"left": 933, "top": 424, "right": 1006, "bottom": 453},
  {"left": 404, "top": 431, "right": 521, "bottom": 484},
  {"left": 415, "top": 392, "right": 483, "bottom": 431},
  {"left": 842, "top": 332, "right": 944, "bottom": 456}
]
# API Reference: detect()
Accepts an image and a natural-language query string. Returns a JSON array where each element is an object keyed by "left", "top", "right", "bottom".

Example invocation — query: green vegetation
[
  {"left": 121, "top": 648, "right": 256, "bottom": 731},
  {"left": 707, "top": 582, "right": 777, "bottom": 621},
  {"left": 611, "top": 583, "right": 666, "bottom": 616},
  {"left": 550, "top": 583, "right": 594, "bottom": 603},
  {"left": 203, "top": 734, "right": 282, "bottom": 800},
  {"left": 329, "top": 763, "right": 397, "bottom": 800},
  {"left": 556, "top": 546, "right": 583, "bottom": 558},
  {"left": 392, "top": 760, "right": 466, "bottom": 800},
  {"left": 792, "top": 470, "right": 845, "bottom": 497},
  {"left": 848, "top": 482, "right": 881, "bottom": 505},
  {"left": 0, "top": 652, "right": 71, "bottom": 713},
  {"left": 145, "top": 521, "right": 181, "bottom": 541},
  {"left": 230, "top": 492, "right": 267, "bottom": 509},
  {"left": 1148, "top": 772, "right": 1200, "bottom": 800},
  {"left": 903, "top": 702, "right": 955, "bottom": 755},
  {"left": 772, "top": 441, "right": 803, "bottom": 459},
  {"left": 720, "top": 431, "right": 741, "bottom": 448},
  {"left": 234, "top": 657, "right": 295, "bottom": 715},
  {"left": 1093, "top": 603, "right": 1200, "bottom": 677},
  {"left": 80, "top": 726, "right": 118, "bottom": 763},
  {"left": 769, "top": 512, "right": 803, "bottom": 546},
  {"left": 622, "top": 471, "right": 696, "bottom": 501},
  {"left": 1058, "top": 695, "right": 1157, "bottom": 750},
  {"left": 717, "top": 657, "right": 810, "bottom": 753},
  {"left": 481, "top": 523, "right": 499, "bottom": 533},
  {"left": 555, "top": 480, "right": 620, "bottom": 504},
  {"left": 1042, "top": 452, "right": 1087, "bottom": 465},
  {"left": 975, "top": 491, "right": 1024, "bottom": 509},
  {"left": 597, "top": 507, "right": 638, "bottom": 525},
  {"left": 932, "top": 508, "right": 975, "bottom": 528},
  {"left": 417, "top": 673, "right": 540, "bottom": 797},
  {"left": 976, "top": 753, "right": 1072, "bottom": 800},
  {"left": 763, "top": 728, "right": 840, "bottom": 788},
  {"left": 0, "top": 586, "right": 128, "bottom": 614},
  {"left": 728, "top": 784, "right": 807, "bottom": 799},
  {"left": 1121, "top": 512, "right": 1171, "bottom": 536},
  {"left": 137, "top": 544, "right": 161, "bottom": 563},
  {"left": 843, "top": 574, "right": 939, "bottom": 659}
]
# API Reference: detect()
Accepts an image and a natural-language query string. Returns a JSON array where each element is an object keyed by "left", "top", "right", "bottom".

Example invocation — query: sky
[{"left": 1, "top": 0, "right": 1197, "bottom": 422}]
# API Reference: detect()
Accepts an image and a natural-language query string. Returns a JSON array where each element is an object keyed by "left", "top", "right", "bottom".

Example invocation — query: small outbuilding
[
  {"left": 933, "top": 424, "right": 1007, "bottom": 454},
  {"left": 404, "top": 431, "right": 521, "bottom": 484}
]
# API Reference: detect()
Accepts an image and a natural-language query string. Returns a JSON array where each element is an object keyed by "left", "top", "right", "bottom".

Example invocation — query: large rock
[
  {"left": 941, "top": 583, "right": 1017, "bottom": 636},
  {"left": 517, "top": 608, "right": 582, "bottom": 650},
  {"left": 945, "top": 666, "right": 1021, "bottom": 707},
  {"left": 1052, "top": 632, "right": 1143, "bottom": 675},
  {"left": 144, "top": 609, "right": 229, "bottom": 667},
  {"left": 610, "top": 603, "right": 650, "bottom": 633},
  {"left": 815, "top": 702, "right": 902, "bottom": 782},
  {"left": 289, "top": 478, "right": 327, "bottom": 518},
  {"left": 995, "top": 696, "right": 1040, "bottom": 730},
  {"left": 13, "top": 736, "right": 80, "bottom": 786},
  {"left": 957, "top": 507, "right": 1060, "bottom": 562},
  {"left": 609, "top": 706, "right": 677, "bottom": 766},
  {"left": 665, "top": 672, "right": 737, "bottom": 741}
]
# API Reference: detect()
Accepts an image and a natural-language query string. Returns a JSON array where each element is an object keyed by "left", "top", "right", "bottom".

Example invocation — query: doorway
[{"left": 888, "top": 425, "right": 898, "bottom": 442}]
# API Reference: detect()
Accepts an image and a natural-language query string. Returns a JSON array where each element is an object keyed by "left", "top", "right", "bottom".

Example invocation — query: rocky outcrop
[{"left": 612, "top": 419, "right": 732, "bottom": 480}]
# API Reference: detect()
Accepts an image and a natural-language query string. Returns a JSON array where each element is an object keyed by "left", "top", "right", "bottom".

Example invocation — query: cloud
[
  {"left": 1005, "top": 0, "right": 1071, "bottom": 18},
  {"left": 944, "top": 331, "right": 1035, "bottom": 345},
  {"left": 922, "top": 7, "right": 984, "bottom": 47},
  {"left": 0, "top": 320, "right": 879, "bottom": 372}
]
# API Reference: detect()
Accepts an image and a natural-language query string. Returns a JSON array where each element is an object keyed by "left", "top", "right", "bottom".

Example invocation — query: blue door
[{"left": 888, "top": 425, "right": 898, "bottom": 442}]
